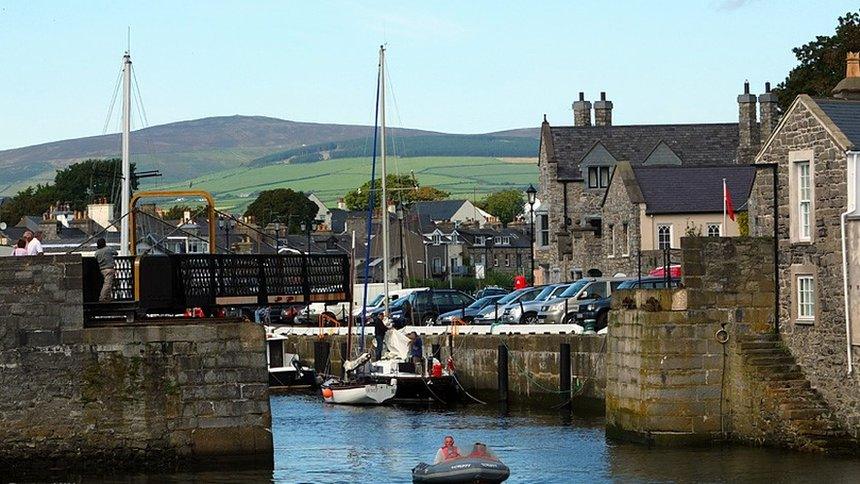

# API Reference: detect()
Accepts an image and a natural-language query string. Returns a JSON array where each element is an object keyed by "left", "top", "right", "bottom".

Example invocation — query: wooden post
[
  {"left": 560, "top": 343, "right": 571, "bottom": 411},
  {"left": 314, "top": 340, "right": 330, "bottom": 376},
  {"left": 498, "top": 344, "right": 509, "bottom": 403},
  {"left": 340, "top": 341, "right": 348, "bottom": 377}
]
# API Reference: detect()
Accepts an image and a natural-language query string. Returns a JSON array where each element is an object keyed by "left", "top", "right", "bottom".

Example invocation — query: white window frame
[
  {"left": 539, "top": 214, "right": 550, "bottom": 246},
  {"left": 707, "top": 223, "right": 722, "bottom": 237},
  {"left": 494, "top": 236, "right": 502, "bottom": 245},
  {"left": 796, "top": 275, "right": 815, "bottom": 322},
  {"left": 797, "top": 161, "right": 811, "bottom": 241},
  {"left": 505, "top": 253, "right": 510, "bottom": 267},
  {"left": 503, "top": 236, "right": 511, "bottom": 245},
  {"left": 433, "top": 233, "right": 442, "bottom": 246},
  {"left": 657, "top": 224, "right": 672, "bottom": 250},
  {"left": 475, "top": 235, "right": 485, "bottom": 246},
  {"left": 493, "top": 254, "right": 499, "bottom": 267}
]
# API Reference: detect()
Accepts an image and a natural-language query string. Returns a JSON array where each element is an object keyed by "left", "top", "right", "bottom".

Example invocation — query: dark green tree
[
  {"left": 773, "top": 10, "right": 860, "bottom": 111},
  {"left": 244, "top": 188, "right": 319, "bottom": 232},
  {"left": 480, "top": 189, "right": 524, "bottom": 227},
  {"left": 344, "top": 174, "right": 449, "bottom": 211}
]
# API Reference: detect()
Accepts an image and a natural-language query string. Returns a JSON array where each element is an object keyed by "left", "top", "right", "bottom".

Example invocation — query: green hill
[{"left": 153, "top": 156, "right": 538, "bottom": 211}]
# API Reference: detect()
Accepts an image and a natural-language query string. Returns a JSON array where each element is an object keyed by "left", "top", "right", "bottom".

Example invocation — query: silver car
[
  {"left": 537, "top": 277, "right": 630, "bottom": 324},
  {"left": 473, "top": 286, "right": 544, "bottom": 324},
  {"left": 500, "top": 283, "right": 570, "bottom": 324}
]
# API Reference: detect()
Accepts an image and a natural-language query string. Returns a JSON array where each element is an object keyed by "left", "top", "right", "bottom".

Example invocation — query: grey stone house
[
  {"left": 536, "top": 85, "right": 773, "bottom": 283},
  {"left": 748, "top": 54, "right": 860, "bottom": 435},
  {"left": 599, "top": 162, "right": 755, "bottom": 277},
  {"left": 423, "top": 225, "right": 532, "bottom": 279}
]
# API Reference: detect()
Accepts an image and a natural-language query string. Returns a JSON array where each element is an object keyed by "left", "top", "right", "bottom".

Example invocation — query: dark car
[
  {"left": 435, "top": 294, "right": 506, "bottom": 325},
  {"left": 474, "top": 286, "right": 508, "bottom": 300},
  {"left": 367, "top": 288, "right": 476, "bottom": 328},
  {"left": 575, "top": 277, "right": 682, "bottom": 331}
]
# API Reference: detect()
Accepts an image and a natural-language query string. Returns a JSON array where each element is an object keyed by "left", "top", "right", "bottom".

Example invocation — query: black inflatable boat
[{"left": 412, "top": 457, "right": 510, "bottom": 483}]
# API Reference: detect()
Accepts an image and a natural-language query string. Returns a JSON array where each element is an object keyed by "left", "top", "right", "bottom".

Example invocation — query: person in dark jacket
[
  {"left": 372, "top": 313, "right": 391, "bottom": 360},
  {"left": 94, "top": 238, "right": 117, "bottom": 302}
]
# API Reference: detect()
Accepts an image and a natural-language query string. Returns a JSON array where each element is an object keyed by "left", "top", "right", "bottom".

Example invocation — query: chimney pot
[
  {"left": 600, "top": 92, "right": 606, "bottom": 101},
  {"left": 833, "top": 52, "right": 860, "bottom": 100},
  {"left": 744, "top": 81, "right": 750, "bottom": 94},
  {"left": 765, "top": 81, "right": 771, "bottom": 93},
  {"left": 738, "top": 81, "right": 759, "bottom": 163},
  {"left": 578, "top": 92, "right": 585, "bottom": 101}
]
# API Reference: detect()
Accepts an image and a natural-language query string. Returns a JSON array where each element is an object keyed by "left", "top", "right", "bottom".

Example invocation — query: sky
[{"left": 0, "top": 0, "right": 857, "bottom": 150}]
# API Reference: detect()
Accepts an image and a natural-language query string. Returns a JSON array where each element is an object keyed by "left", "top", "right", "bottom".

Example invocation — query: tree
[
  {"left": 773, "top": 10, "right": 860, "bottom": 111},
  {"left": 481, "top": 190, "right": 524, "bottom": 227},
  {"left": 0, "top": 158, "right": 137, "bottom": 225},
  {"left": 343, "top": 174, "right": 449, "bottom": 210},
  {"left": 244, "top": 188, "right": 318, "bottom": 232}
]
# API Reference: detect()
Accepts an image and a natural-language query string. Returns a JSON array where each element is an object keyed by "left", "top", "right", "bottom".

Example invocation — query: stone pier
[{"left": 0, "top": 255, "right": 273, "bottom": 472}]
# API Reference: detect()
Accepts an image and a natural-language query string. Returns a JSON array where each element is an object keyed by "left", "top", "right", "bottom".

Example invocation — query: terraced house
[{"left": 535, "top": 85, "right": 776, "bottom": 282}]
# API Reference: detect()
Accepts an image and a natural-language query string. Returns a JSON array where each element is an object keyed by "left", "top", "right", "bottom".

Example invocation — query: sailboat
[{"left": 322, "top": 45, "right": 397, "bottom": 405}]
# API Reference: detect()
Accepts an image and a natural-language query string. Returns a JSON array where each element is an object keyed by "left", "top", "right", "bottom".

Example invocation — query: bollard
[
  {"left": 340, "top": 341, "right": 348, "bottom": 377},
  {"left": 583, "top": 319, "right": 597, "bottom": 334},
  {"left": 498, "top": 344, "right": 509, "bottom": 403},
  {"left": 560, "top": 343, "right": 571, "bottom": 411},
  {"left": 314, "top": 340, "right": 331, "bottom": 376}
]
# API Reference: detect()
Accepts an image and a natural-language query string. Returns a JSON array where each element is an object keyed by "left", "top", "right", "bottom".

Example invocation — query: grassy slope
[{"left": 150, "top": 156, "right": 538, "bottom": 211}]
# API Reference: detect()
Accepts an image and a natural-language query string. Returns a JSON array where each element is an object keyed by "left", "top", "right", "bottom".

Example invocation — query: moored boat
[
  {"left": 322, "top": 378, "right": 398, "bottom": 405},
  {"left": 412, "top": 444, "right": 510, "bottom": 484}
]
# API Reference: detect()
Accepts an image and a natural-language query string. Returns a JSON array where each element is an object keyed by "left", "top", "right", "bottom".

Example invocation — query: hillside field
[{"left": 150, "top": 156, "right": 538, "bottom": 211}]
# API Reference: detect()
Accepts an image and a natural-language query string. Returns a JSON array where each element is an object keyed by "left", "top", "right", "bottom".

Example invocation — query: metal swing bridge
[{"left": 83, "top": 190, "right": 351, "bottom": 322}]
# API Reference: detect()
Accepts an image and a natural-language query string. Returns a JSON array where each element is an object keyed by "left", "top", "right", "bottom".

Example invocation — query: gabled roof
[
  {"left": 548, "top": 123, "right": 740, "bottom": 181},
  {"left": 630, "top": 165, "right": 756, "bottom": 215},
  {"left": 643, "top": 141, "right": 683, "bottom": 166},
  {"left": 815, "top": 98, "right": 860, "bottom": 149},
  {"left": 412, "top": 199, "right": 470, "bottom": 231}
]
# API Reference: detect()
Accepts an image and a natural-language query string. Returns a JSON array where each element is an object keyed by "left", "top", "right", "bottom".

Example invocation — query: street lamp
[
  {"left": 218, "top": 215, "right": 237, "bottom": 253},
  {"left": 526, "top": 184, "right": 537, "bottom": 284},
  {"left": 301, "top": 218, "right": 322, "bottom": 254},
  {"left": 396, "top": 202, "right": 406, "bottom": 286}
]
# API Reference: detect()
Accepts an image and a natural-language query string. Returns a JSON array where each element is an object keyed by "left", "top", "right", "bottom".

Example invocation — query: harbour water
[{"left": 29, "top": 393, "right": 860, "bottom": 483}]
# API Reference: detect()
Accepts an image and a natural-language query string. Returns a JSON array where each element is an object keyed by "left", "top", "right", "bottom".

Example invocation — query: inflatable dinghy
[{"left": 412, "top": 457, "right": 510, "bottom": 483}]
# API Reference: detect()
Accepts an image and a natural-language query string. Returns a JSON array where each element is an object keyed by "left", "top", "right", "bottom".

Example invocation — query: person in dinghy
[{"left": 433, "top": 435, "right": 461, "bottom": 464}]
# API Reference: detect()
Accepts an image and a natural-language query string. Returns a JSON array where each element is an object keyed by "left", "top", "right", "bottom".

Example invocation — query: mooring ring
[{"left": 715, "top": 328, "right": 729, "bottom": 344}]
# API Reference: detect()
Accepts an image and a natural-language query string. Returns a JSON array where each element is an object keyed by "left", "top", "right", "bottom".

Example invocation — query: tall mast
[
  {"left": 380, "top": 45, "right": 391, "bottom": 317},
  {"left": 120, "top": 51, "right": 132, "bottom": 256}
]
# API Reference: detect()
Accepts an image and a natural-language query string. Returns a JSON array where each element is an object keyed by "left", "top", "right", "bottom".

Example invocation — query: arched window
[{"left": 657, "top": 225, "right": 672, "bottom": 250}]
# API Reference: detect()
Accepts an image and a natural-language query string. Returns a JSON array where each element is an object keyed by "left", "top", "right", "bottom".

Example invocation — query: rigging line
[
  {"left": 132, "top": 67, "right": 149, "bottom": 127},
  {"left": 102, "top": 67, "right": 123, "bottom": 135},
  {"left": 384, "top": 63, "right": 410, "bottom": 166}
]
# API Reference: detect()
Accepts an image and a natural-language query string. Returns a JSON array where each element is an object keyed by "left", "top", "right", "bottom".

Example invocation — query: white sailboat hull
[{"left": 323, "top": 379, "right": 397, "bottom": 405}]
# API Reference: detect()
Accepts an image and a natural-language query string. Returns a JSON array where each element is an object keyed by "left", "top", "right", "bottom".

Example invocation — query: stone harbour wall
[{"left": 0, "top": 255, "right": 273, "bottom": 472}]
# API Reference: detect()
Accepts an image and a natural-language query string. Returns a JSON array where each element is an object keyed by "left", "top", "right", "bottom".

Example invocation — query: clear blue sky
[{"left": 0, "top": 0, "right": 856, "bottom": 150}]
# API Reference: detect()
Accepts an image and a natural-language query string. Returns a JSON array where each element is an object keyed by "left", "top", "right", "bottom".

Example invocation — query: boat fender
[
  {"left": 322, "top": 388, "right": 333, "bottom": 398},
  {"left": 446, "top": 357, "right": 456, "bottom": 373}
]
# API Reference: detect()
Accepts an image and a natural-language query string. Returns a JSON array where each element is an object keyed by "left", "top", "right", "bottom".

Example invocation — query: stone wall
[
  {"left": 281, "top": 332, "right": 606, "bottom": 405},
  {"left": 606, "top": 237, "right": 776, "bottom": 444},
  {"left": 0, "top": 255, "right": 273, "bottom": 471},
  {"left": 600, "top": 171, "right": 640, "bottom": 277},
  {"left": 750, "top": 98, "right": 860, "bottom": 436}
]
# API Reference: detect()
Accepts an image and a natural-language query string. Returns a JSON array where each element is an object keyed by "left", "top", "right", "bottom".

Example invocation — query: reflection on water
[{"left": 13, "top": 393, "right": 860, "bottom": 483}]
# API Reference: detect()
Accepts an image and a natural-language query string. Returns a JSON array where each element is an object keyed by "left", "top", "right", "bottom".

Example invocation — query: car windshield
[
  {"left": 368, "top": 294, "right": 385, "bottom": 307},
  {"left": 495, "top": 288, "right": 527, "bottom": 305},
  {"left": 468, "top": 296, "right": 498, "bottom": 310},
  {"left": 559, "top": 280, "right": 590, "bottom": 298},
  {"left": 533, "top": 285, "right": 559, "bottom": 301}
]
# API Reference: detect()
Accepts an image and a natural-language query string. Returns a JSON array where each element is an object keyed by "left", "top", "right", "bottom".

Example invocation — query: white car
[{"left": 295, "top": 286, "right": 424, "bottom": 324}]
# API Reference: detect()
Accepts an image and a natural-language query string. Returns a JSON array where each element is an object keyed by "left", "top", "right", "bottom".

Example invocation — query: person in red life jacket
[
  {"left": 514, "top": 274, "right": 527, "bottom": 290},
  {"left": 433, "top": 435, "right": 461, "bottom": 464},
  {"left": 467, "top": 442, "right": 498, "bottom": 460}
]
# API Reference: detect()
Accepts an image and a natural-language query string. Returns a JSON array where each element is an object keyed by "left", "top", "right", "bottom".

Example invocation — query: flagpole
[{"left": 723, "top": 178, "right": 727, "bottom": 235}]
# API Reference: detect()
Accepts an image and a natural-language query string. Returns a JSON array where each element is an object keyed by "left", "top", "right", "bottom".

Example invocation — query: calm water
[{"left": 17, "top": 393, "right": 860, "bottom": 483}]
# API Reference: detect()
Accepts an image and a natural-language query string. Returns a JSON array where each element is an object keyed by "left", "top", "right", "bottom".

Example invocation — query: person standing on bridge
[{"left": 94, "top": 238, "right": 117, "bottom": 302}]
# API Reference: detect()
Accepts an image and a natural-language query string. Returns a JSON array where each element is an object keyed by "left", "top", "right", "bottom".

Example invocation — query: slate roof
[
  {"left": 815, "top": 98, "right": 860, "bottom": 149},
  {"left": 329, "top": 209, "right": 364, "bottom": 234},
  {"left": 630, "top": 165, "right": 756, "bottom": 215},
  {"left": 412, "top": 200, "right": 469, "bottom": 231},
  {"left": 549, "top": 123, "right": 740, "bottom": 181}
]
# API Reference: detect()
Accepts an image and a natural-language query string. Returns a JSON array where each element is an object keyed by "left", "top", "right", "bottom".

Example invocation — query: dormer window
[
  {"left": 494, "top": 236, "right": 502, "bottom": 245},
  {"left": 503, "top": 236, "right": 511, "bottom": 245},
  {"left": 433, "top": 233, "right": 442, "bottom": 245},
  {"left": 475, "top": 236, "right": 486, "bottom": 246},
  {"left": 587, "top": 166, "right": 611, "bottom": 189}
]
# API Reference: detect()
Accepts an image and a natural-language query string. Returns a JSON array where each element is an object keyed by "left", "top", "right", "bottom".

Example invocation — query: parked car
[
  {"left": 474, "top": 286, "right": 508, "bottom": 300},
  {"left": 368, "top": 288, "right": 475, "bottom": 327},
  {"left": 295, "top": 287, "right": 424, "bottom": 325},
  {"left": 473, "top": 286, "right": 545, "bottom": 324},
  {"left": 574, "top": 277, "right": 682, "bottom": 331},
  {"left": 536, "top": 277, "right": 631, "bottom": 324},
  {"left": 500, "top": 283, "right": 570, "bottom": 324},
  {"left": 435, "top": 294, "right": 507, "bottom": 325}
]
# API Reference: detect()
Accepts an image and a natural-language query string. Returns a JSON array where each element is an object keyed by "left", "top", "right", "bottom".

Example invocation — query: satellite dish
[{"left": 0, "top": 222, "right": 6, "bottom": 230}]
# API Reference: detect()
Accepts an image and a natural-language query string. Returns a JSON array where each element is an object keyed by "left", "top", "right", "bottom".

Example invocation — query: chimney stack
[
  {"left": 594, "top": 92, "right": 613, "bottom": 126},
  {"left": 758, "top": 81, "right": 779, "bottom": 143},
  {"left": 737, "top": 81, "right": 759, "bottom": 164},
  {"left": 572, "top": 92, "right": 592, "bottom": 127},
  {"left": 833, "top": 52, "right": 860, "bottom": 100}
]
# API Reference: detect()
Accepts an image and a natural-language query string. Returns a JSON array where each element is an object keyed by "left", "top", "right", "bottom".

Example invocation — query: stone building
[
  {"left": 599, "top": 162, "right": 755, "bottom": 277},
  {"left": 748, "top": 53, "right": 860, "bottom": 435},
  {"left": 422, "top": 225, "right": 532, "bottom": 279},
  {"left": 536, "top": 84, "right": 773, "bottom": 283}
]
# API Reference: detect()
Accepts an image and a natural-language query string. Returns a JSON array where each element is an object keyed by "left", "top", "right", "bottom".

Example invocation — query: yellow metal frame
[{"left": 129, "top": 190, "right": 217, "bottom": 255}]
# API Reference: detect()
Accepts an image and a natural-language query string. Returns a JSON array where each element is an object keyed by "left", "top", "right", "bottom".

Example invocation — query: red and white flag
[{"left": 723, "top": 179, "right": 736, "bottom": 222}]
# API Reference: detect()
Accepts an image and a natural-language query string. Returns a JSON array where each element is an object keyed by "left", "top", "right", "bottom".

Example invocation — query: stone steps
[{"left": 738, "top": 335, "right": 857, "bottom": 454}]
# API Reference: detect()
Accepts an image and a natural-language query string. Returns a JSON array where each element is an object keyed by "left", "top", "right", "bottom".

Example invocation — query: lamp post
[
  {"left": 301, "top": 219, "right": 321, "bottom": 254},
  {"left": 396, "top": 202, "right": 406, "bottom": 287},
  {"left": 218, "top": 215, "right": 236, "bottom": 254},
  {"left": 526, "top": 184, "right": 537, "bottom": 284}
]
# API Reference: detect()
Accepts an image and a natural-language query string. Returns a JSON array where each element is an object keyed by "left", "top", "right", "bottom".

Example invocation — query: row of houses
[{"left": 533, "top": 53, "right": 860, "bottom": 436}]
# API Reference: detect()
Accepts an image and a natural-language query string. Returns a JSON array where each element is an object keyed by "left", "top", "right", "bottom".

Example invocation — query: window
[
  {"left": 707, "top": 224, "right": 721, "bottom": 237},
  {"left": 622, "top": 223, "right": 630, "bottom": 256},
  {"left": 505, "top": 254, "right": 510, "bottom": 267},
  {"left": 608, "top": 225, "right": 616, "bottom": 258},
  {"left": 433, "top": 233, "right": 442, "bottom": 245},
  {"left": 657, "top": 224, "right": 672, "bottom": 250},
  {"left": 494, "top": 236, "right": 502, "bottom": 245},
  {"left": 539, "top": 214, "right": 549, "bottom": 246},
  {"left": 432, "top": 257, "right": 442, "bottom": 273},
  {"left": 503, "top": 236, "right": 511, "bottom": 245},
  {"left": 797, "top": 161, "right": 811, "bottom": 241},
  {"left": 475, "top": 236, "right": 486, "bottom": 246},
  {"left": 493, "top": 255, "right": 499, "bottom": 267},
  {"left": 797, "top": 275, "right": 815, "bottom": 322},
  {"left": 587, "top": 166, "right": 612, "bottom": 189}
]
